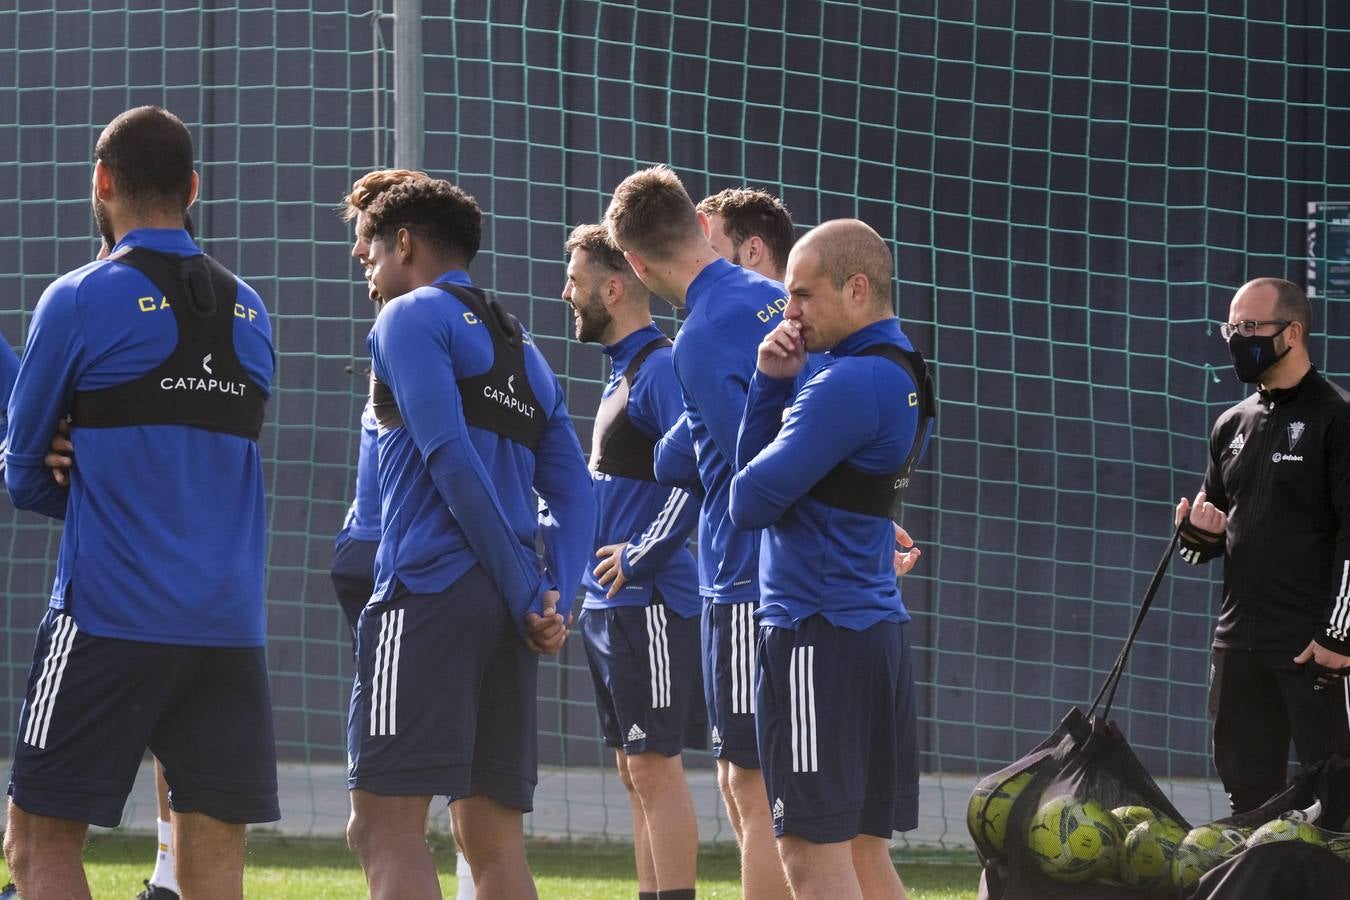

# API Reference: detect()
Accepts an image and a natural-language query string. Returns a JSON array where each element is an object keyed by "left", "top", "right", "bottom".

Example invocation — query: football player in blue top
[
  {"left": 331, "top": 168, "right": 426, "bottom": 644},
  {"left": 344, "top": 175, "right": 594, "bottom": 899},
  {"left": 564, "top": 223, "right": 704, "bottom": 900},
  {"left": 39, "top": 221, "right": 201, "bottom": 900},
  {"left": 4, "top": 106, "right": 278, "bottom": 900},
  {"left": 649, "top": 187, "right": 799, "bottom": 499},
  {"left": 606, "top": 165, "right": 792, "bottom": 900},
  {"left": 730, "top": 219, "right": 935, "bottom": 900},
  {"left": 698, "top": 189, "right": 926, "bottom": 595},
  {"left": 334, "top": 168, "right": 477, "bottom": 899}
]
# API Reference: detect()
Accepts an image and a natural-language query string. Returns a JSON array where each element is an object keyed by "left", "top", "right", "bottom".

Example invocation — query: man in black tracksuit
[{"left": 1176, "top": 277, "right": 1350, "bottom": 814}]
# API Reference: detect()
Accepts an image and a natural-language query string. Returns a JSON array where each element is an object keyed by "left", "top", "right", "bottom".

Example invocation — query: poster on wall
[{"left": 1307, "top": 200, "right": 1350, "bottom": 299}]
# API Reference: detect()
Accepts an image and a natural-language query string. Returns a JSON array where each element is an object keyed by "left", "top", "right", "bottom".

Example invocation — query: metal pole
[
  {"left": 371, "top": 6, "right": 382, "bottom": 166},
  {"left": 392, "top": 0, "right": 424, "bottom": 171}
]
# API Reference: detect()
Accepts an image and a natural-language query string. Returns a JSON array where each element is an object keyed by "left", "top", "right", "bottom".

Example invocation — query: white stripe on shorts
[
  {"left": 646, "top": 604, "right": 671, "bottom": 709},
  {"left": 369, "top": 608, "right": 405, "bottom": 736},
  {"left": 789, "top": 644, "right": 818, "bottom": 773},
  {"left": 24, "top": 615, "right": 79, "bottom": 750},
  {"left": 730, "top": 602, "right": 757, "bottom": 715}
]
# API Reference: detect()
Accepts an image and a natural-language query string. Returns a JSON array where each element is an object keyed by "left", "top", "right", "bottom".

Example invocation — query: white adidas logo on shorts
[{"left": 627, "top": 723, "right": 647, "bottom": 742}]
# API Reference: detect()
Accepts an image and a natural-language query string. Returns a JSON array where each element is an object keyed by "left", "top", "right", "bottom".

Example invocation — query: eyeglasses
[{"left": 1219, "top": 320, "right": 1290, "bottom": 340}]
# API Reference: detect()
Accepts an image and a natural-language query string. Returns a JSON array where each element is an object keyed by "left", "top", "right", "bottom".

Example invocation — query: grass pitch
[{"left": 2, "top": 833, "right": 981, "bottom": 898}]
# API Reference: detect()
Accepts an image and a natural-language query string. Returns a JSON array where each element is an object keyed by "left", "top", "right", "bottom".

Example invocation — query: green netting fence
[{"left": 1, "top": 1, "right": 1348, "bottom": 849}]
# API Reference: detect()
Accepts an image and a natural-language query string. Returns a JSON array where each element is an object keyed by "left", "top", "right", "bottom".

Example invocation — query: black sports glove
[{"left": 1177, "top": 516, "right": 1224, "bottom": 565}]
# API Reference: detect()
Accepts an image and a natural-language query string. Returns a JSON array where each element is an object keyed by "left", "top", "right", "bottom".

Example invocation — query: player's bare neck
[
  {"left": 604, "top": 312, "right": 655, "bottom": 348},
  {"left": 673, "top": 250, "right": 722, "bottom": 305},
  {"left": 114, "top": 208, "right": 192, "bottom": 240}
]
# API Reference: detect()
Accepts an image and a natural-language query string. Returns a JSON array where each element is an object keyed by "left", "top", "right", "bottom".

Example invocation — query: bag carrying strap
[{"left": 1088, "top": 524, "right": 1182, "bottom": 720}]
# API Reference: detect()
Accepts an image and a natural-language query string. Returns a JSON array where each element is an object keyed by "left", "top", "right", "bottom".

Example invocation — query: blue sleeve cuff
[
  {"left": 4, "top": 460, "right": 69, "bottom": 520},
  {"left": 751, "top": 368, "right": 797, "bottom": 392}
]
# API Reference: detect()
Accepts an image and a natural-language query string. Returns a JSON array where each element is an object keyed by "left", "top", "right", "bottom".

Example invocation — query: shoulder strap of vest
[
  {"left": 865, "top": 343, "right": 936, "bottom": 516},
  {"left": 806, "top": 342, "right": 936, "bottom": 519},
  {"left": 112, "top": 245, "right": 228, "bottom": 318},
  {"left": 436, "top": 281, "right": 549, "bottom": 452},
  {"left": 855, "top": 343, "right": 937, "bottom": 423},
  {"left": 436, "top": 281, "right": 524, "bottom": 346},
  {"left": 590, "top": 336, "right": 672, "bottom": 482},
  {"left": 622, "top": 335, "right": 673, "bottom": 387}
]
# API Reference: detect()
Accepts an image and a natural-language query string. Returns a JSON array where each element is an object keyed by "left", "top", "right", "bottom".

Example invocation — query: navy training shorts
[
  {"left": 580, "top": 597, "right": 706, "bottom": 756},
  {"left": 8, "top": 609, "right": 279, "bottom": 828},
  {"left": 703, "top": 597, "right": 760, "bottom": 769},
  {"left": 756, "top": 616, "right": 918, "bottom": 843},
  {"left": 347, "top": 566, "right": 538, "bottom": 811}
]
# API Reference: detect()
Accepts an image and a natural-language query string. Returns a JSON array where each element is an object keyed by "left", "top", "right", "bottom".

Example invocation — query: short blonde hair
[{"left": 604, "top": 165, "right": 701, "bottom": 261}]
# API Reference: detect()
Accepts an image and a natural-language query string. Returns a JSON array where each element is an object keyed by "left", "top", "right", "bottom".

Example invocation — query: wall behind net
[{"left": 1, "top": 1, "right": 1347, "bottom": 846}]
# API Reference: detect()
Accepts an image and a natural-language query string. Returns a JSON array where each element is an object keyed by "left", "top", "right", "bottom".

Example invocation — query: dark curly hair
[{"left": 359, "top": 177, "right": 482, "bottom": 264}]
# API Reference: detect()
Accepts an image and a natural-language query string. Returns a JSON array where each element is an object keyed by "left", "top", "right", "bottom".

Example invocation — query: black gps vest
[
  {"left": 69, "top": 247, "right": 266, "bottom": 441},
  {"left": 806, "top": 344, "right": 935, "bottom": 519},
  {"left": 589, "top": 336, "right": 671, "bottom": 481},
  {"left": 370, "top": 283, "right": 548, "bottom": 452}
]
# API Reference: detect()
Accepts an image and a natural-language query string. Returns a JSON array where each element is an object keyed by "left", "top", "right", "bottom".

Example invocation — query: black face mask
[{"left": 1228, "top": 328, "right": 1290, "bottom": 383}]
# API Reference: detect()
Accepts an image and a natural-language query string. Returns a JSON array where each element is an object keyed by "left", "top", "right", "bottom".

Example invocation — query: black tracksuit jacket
[{"left": 1180, "top": 367, "right": 1350, "bottom": 656}]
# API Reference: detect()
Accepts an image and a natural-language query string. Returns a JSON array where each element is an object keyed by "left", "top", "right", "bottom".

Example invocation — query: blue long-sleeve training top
[
  {"left": 0, "top": 334, "right": 18, "bottom": 478},
  {"left": 654, "top": 411, "right": 701, "bottom": 492},
  {"left": 4, "top": 228, "right": 274, "bottom": 646},
  {"left": 340, "top": 398, "right": 383, "bottom": 542},
  {"left": 582, "top": 324, "right": 700, "bottom": 617},
  {"left": 671, "top": 257, "right": 790, "bottom": 605},
  {"left": 730, "top": 318, "right": 925, "bottom": 631},
  {"left": 366, "top": 269, "right": 595, "bottom": 632}
]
